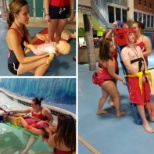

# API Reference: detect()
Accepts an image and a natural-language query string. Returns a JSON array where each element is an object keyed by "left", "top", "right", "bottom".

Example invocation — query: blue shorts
[{"left": 49, "top": 4, "right": 70, "bottom": 19}]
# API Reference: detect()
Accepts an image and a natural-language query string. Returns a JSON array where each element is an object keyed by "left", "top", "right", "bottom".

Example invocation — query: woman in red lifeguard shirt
[{"left": 44, "top": 0, "right": 75, "bottom": 43}]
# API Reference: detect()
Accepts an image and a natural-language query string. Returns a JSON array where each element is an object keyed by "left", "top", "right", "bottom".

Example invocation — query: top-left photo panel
[{"left": 0, "top": 0, "right": 76, "bottom": 76}]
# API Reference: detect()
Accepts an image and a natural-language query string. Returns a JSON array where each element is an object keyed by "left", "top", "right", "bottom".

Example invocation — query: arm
[
  {"left": 26, "top": 31, "right": 46, "bottom": 45},
  {"left": 105, "top": 29, "right": 113, "bottom": 39},
  {"left": 43, "top": 107, "right": 53, "bottom": 122},
  {"left": 0, "top": 107, "right": 8, "bottom": 112},
  {"left": 25, "top": 48, "right": 31, "bottom": 54},
  {"left": 107, "top": 59, "right": 125, "bottom": 84},
  {"left": 48, "top": 133, "right": 56, "bottom": 148},
  {"left": 9, "top": 107, "right": 32, "bottom": 114},
  {"left": 142, "top": 36, "right": 152, "bottom": 57},
  {"left": 44, "top": 0, "right": 50, "bottom": 22},
  {"left": 7, "top": 31, "right": 48, "bottom": 64},
  {"left": 69, "top": 0, "right": 75, "bottom": 21},
  {"left": 121, "top": 47, "right": 138, "bottom": 74},
  {"left": 44, "top": 0, "right": 50, "bottom": 15}
]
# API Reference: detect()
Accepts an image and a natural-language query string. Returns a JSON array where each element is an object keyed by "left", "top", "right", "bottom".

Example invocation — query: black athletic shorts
[
  {"left": 8, "top": 62, "right": 19, "bottom": 75},
  {"left": 49, "top": 4, "right": 70, "bottom": 19}
]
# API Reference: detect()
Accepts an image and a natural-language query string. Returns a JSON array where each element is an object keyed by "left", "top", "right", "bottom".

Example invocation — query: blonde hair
[{"left": 7, "top": 0, "right": 28, "bottom": 31}]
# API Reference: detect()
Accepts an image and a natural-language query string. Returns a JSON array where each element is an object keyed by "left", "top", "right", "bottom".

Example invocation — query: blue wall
[{"left": 0, "top": 78, "right": 76, "bottom": 105}]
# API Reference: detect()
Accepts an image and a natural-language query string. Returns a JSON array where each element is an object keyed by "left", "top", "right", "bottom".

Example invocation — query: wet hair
[
  {"left": 7, "top": 0, "right": 28, "bottom": 33},
  {"left": 55, "top": 114, "right": 76, "bottom": 150},
  {"left": 32, "top": 98, "right": 43, "bottom": 106},
  {"left": 134, "top": 21, "right": 145, "bottom": 30},
  {"left": 99, "top": 38, "right": 113, "bottom": 61}
]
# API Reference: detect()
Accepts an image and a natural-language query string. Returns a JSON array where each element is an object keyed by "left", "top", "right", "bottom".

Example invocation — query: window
[
  {"left": 143, "top": 14, "right": 146, "bottom": 27},
  {"left": 134, "top": 12, "right": 137, "bottom": 21},
  {"left": 121, "top": 0, "right": 127, "bottom": 6},
  {"left": 149, "top": 3, "right": 152, "bottom": 9},
  {"left": 144, "top": 0, "right": 146, "bottom": 7},
  {"left": 122, "top": 9, "right": 127, "bottom": 23},
  {"left": 116, "top": 8, "right": 121, "bottom": 21},
  {"left": 108, "top": 6, "right": 114, "bottom": 23},
  {"left": 138, "top": 13, "right": 142, "bottom": 22},
  {"left": 138, "top": 0, "right": 141, "bottom": 5},
  {"left": 151, "top": 16, "right": 154, "bottom": 27},
  {"left": 147, "top": 15, "right": 150, "bottom": 27}
]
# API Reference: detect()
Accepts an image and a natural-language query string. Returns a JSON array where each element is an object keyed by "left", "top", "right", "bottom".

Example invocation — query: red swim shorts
[{"left": 128, "top": 77, "right": 151, "bottom": 105}]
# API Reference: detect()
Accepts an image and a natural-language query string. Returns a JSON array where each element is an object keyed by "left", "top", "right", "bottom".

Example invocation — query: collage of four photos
[{"left": 1, "top": 0, "right": 154, "bottom": 154}]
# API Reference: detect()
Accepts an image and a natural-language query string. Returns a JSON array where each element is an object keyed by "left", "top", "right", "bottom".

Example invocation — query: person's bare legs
[
  {"left": 103, "top": 81, "right": 125, "bottom": 117},
  {"left": 18, "top": 57, "right": 52, "bottom": 76},
  {"left": 137, "top": 105, "right": 154, "bottom": 133},
  {"left": 47, "top": 20, "right": 58, "bottom": 42},
  {"left": 6, "top": 116, "right": 23, "bottom": 126},
  {"left": 54, "top": 19, "right": 68, "bottom": 43},
  {"left": 145, "top": 102, "right": 154, "bottom": 121},
  {"left": 47, "top": 54, "right": 55, "bottom": 64},
  {"left": 20, "top": 135, "right": 37, "bottom": 154},
  {"left": 109, "top": 81, "right": 118, "bottom": 107},
  {"left": 109, "top": 96, "right": 114, "bottom": 107},
  {"left": 96, "top": 88, "right": 109, "bottom": 115}
]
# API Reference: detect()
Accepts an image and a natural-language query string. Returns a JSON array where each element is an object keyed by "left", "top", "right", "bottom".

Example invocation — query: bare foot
[
  {"left": 149, "top": 116, "right": 154, "bottom": 122},
  {"left": 96, "top": 110, "right": 108, "bottom": 115},
  {"left": 116, "top": 111, "right": 126, "bottom": 117},
  {"left": 143, "top": 123, "right": 154, "bottom": 133}
]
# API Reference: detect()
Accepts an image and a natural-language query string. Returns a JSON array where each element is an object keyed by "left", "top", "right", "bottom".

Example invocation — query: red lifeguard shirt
[{"left": 50, "top": 0, "right": 70, "bottom": 7}]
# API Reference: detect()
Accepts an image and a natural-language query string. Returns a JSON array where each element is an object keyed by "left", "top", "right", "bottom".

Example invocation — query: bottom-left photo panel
[{"left": 0, "top": 78, "right": 76, "bottom": 154}]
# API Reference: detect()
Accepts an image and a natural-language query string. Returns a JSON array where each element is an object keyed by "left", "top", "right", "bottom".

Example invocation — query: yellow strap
[
  {"left": 14, "top": 116, "right": 22, "bottom": 126},
  {"left": 124, "top": 70, "right": 152, "bottom": 94}
]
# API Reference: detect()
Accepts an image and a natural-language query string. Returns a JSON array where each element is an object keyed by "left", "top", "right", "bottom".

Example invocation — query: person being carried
[
  {"left": 6, "top": 98, "right": 53, "bottom": 129},
  {"left": 92, "top": 38, "right": 126, "bottom": 117},
  {"left": 24, "top": 40, "right": 71, "bottom": 64},
  {"left": 121, "top": 28, "right": 154, "bottom": 133}
]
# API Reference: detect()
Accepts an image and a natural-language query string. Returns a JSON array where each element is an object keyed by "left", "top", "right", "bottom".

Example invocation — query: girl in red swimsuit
[
  {"left": 48, "top": 114, "right": 76, "bottom": 154},
  {"left": 93, "top": 38, "right": 126, "bottom": 117},
  {"left": 44, "top": 0, "right": 75, "bottom": 43},
  {"left": 99, "top": 30, "right": 119, "bottom": 107}
]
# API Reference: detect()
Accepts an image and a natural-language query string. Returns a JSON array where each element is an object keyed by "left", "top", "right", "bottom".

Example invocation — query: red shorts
[{"left": 128, "top": 77, "right": 151, "bottom": 105}]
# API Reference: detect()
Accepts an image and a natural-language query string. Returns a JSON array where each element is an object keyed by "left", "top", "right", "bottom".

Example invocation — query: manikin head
[{"left": 56, "top": 41, "right": 71, "bottom": 55}]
